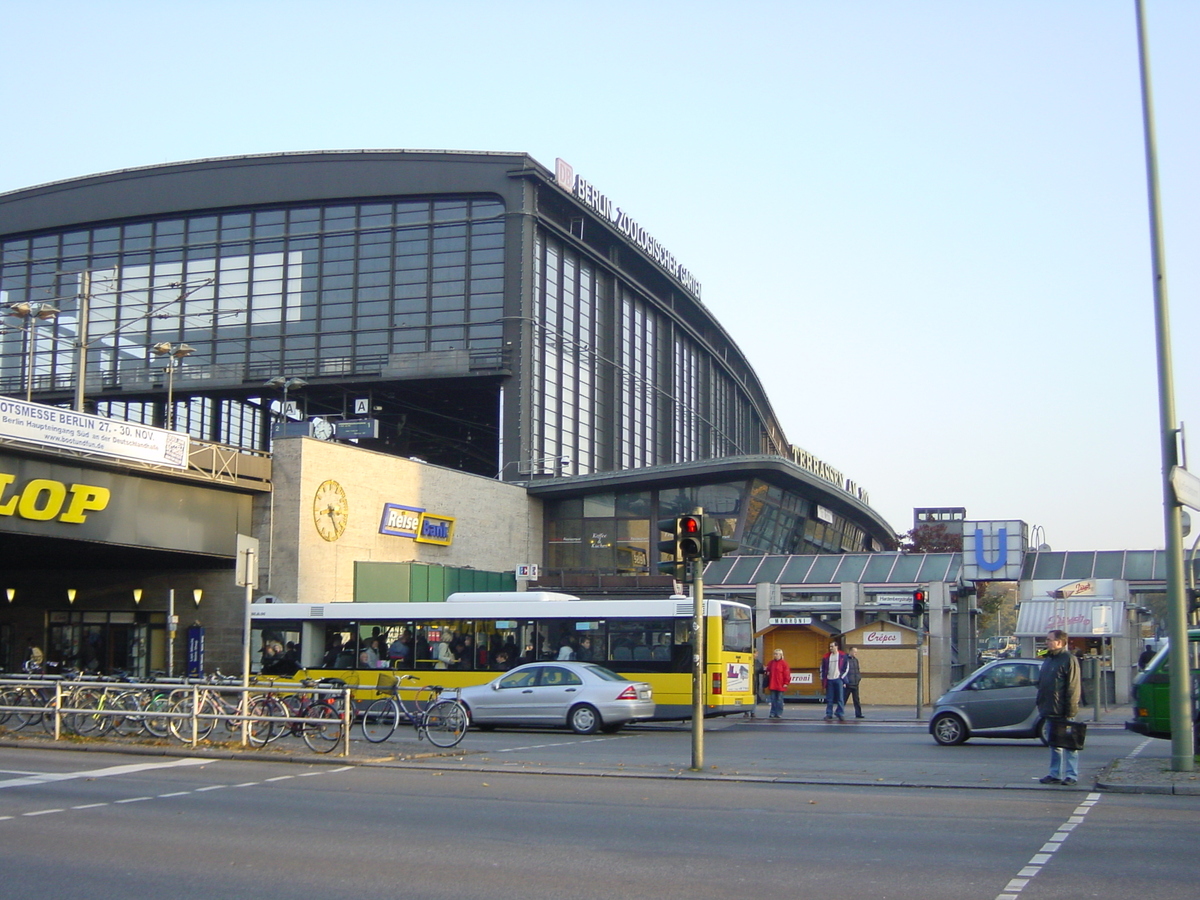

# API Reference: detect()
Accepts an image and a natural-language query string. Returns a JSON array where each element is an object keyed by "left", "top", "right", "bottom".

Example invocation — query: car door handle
[
  {"left": 522, "top": 689, "right": 533, "bottom": 694},
  {"left": 565, "top": 688, "right": 577, "bottom": 692}
]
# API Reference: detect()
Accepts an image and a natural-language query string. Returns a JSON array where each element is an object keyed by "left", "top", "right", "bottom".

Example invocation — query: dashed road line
[
  {"left": 0, "top": 764, "right": 352, "bottom": 824},
  {"left": 995, "top": 792, "right": 1103, "bottom": 900}
]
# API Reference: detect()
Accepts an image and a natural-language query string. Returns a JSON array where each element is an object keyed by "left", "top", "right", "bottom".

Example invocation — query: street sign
[
  {"left": 235, "top": 534, "right": 260, "bottom": 588},
  {"left": 354, "top": 398, "right": 370, "bottom": 415},
  {"left": 1171, "top": 466, "right": 1200, "bottom": 510}
]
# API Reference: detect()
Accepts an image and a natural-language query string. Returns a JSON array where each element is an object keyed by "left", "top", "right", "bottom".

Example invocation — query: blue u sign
[{"left": 974, "top": 527, "right": 1008, "bottom": 572}]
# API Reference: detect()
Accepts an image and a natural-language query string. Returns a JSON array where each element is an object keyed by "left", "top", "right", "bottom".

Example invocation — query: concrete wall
[{"left": 261, "top": 436, "right": 543, "bottom": 605}]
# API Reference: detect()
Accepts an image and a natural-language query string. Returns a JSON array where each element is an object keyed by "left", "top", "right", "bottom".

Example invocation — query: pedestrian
[
  {"left": 820, "top": 640, "right": 849, "bottom": 722},
  {"left": 1037, "top": 629, "right": 1082, "bottom": 786},
  {"left": 764, "top": 648, "right": 791, "bottom": 719},
  {"left": 1137, "top": 644, "right": 1155, "bottom": 671},
  {"left": 844, "top": 646, "right": 864, "bottom": 718}
]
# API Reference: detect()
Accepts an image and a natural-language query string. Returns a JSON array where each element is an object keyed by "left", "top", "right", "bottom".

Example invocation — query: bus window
[{"left": 721, "top": 605, "right": 753, "bottom": 654}]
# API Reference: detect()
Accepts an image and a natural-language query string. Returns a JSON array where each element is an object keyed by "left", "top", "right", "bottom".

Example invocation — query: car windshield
[{"left": 581, "top": 665, "right": 628, "bottom": 682}]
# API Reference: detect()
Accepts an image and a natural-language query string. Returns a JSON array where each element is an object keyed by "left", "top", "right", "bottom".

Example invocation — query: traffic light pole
[{"left": 691, "top": 554, "right": 706, "bottom": 771}]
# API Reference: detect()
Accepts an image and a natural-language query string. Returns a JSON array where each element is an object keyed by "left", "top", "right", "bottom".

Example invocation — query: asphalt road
[{"left": 1, "top": 742, "right": 1196, "bottom": 900}]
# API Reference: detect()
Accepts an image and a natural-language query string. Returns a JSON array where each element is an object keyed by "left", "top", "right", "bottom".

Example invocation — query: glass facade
[
  {"left": 544, "top": 479, "right": 873, "bottom": 576},
  {"left": 531, "top": 232, "right": 762, "bottom": 477},
  {"left": 0, "top": 197, "right": 506, "bottom": 449}
]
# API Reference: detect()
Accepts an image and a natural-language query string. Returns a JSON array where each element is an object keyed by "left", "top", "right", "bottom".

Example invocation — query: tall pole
[
  {"left": 1135, "top": 0, "right": 1193, "bottom": 772},
  {"left": 242, "top": 546, "right": 256, "bottom": 690},
  {"left": 73, "top": 271, "right": 90, "bottom": 412},
  {"left": 24, "top": 323, "right": 36, "bottom": 402},
  {"left": 165, "top": 360, "right": 177, "bottom": 431},
  {"left": 690, "top": 508, "right": 706, "bottom": 771},
  {"left": 167, "top": 588, "right": 177, "bottom": 677}
]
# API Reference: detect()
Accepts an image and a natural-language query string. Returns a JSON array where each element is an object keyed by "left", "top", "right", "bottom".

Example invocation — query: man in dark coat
[{"left": 1037, "top": 629, "right": 1081, "bottom": 785}]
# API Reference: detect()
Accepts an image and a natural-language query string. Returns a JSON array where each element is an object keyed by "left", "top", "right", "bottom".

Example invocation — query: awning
[{"left": 1015, "top": 599, "right": 1123, "bottom": 637}]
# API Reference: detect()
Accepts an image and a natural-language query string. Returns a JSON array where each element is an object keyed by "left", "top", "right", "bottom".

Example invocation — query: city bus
[
  {"left": 1126, "top": 627, "right": 1200, "bottom": 741},
  {"left": 248, "top": 592, "right": 755, "bottom": 719}
]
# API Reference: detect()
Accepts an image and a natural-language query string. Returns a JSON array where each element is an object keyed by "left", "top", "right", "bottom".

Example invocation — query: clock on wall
[{"left": 313, "top": 479, "right": 349, "bottom": 541}]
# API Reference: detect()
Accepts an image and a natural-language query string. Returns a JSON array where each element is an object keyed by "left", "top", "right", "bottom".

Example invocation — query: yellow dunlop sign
[{"left": 0, "top": 472, "right": 111, "bottom": 524}]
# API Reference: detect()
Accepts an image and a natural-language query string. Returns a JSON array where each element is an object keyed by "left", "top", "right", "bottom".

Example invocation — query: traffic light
[
  {"left": 912, "top": 589, "right": 927, "bottom": 616},
  {"left": 657, "top": 515, "right": 706, "bottom": 576},
  {"left": 703, "top": 529, "right": 739, "bottom": 562},
  {"left": 1188, "top": 588, "right": 1200, "bottom": 616},
  {"left": 678, "top": 514, "right": 704, "bottom": 560}
]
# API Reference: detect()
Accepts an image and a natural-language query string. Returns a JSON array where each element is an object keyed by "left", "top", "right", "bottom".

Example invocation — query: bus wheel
[{"left": 569, "top": 704, "right": 601, "bottom": 735}]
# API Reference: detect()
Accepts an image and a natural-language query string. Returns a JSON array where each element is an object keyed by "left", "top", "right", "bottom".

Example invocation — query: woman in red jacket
[{"left": 765, "top": 648, "right": 791, "bottom": 718}]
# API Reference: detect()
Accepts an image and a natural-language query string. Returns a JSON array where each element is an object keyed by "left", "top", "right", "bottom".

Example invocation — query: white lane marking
[
  {"left": 1128, "top": 738, "right": 1153, "bottom": 759},
  {"left": 0, "top": 756, "right": 211, "bottom": 790},
  {"left": 0, "top": 765, "right": 350, "bottom": 824},
  {"left": 494, "top": 736, "right": 624, "bottom": 753},
  {"left": 994, "top": 791, "right": 1103, "bottom": 899}
]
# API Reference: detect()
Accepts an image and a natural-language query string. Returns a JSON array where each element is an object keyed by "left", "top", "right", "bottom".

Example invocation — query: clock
[
  {"left": 311, "top": 417, "right": 334, "bottom": 441},
  {"left": 313, "top": 479, "right": 349, "bottom": 541}
]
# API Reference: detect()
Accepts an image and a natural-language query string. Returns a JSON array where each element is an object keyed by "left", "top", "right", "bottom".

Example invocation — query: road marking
[
  {"left": 494, "top": 736, "right": 628, "bottom": 753},
  {"left": 1128, "top": 738, "right": 1153, "bottom": 759},
  {"left": 994, "top": 791, "right": 1102, "bottom": 899},
  {"left": 0, "top": 756, "right": 211, "bottom": 790},
  {"left": 0, "top": 765, "right": 352, "bottom": 825}
]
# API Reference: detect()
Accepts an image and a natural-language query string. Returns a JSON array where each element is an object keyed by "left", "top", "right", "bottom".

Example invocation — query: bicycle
[
  {"left": 168, "top": 676, "right": 275, "bottom": 746},
  {"left": 262, "top": 678, "right": 346, "bottom": 753},
  {"left": 359, "top": 673, "right": 467, "bottom": 748}
]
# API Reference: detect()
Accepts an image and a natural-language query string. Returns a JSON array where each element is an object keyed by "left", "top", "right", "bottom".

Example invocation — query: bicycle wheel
[
  {"left": 142, "top": 694, "right": 174, "bottom": 738},
  {"left": 246, "top": 696, "right": 284, "bottom": 746},
  {"left": 67, "top": 688, "right": 108, "bottom": 736},
  {"left": 422, "top": 698, "right": 468, "bottom": 748},
  {"left": 414, "top": 685, "right": 440, "bottom": 714},
  {"left": 361, "top": 697, "right": 400, "bottom": 743},
  {"left": 169, "top": 694, "right": 217, "bottom": 742},
  {"left": 0, "top": 687, "right": 36, "bottom": 730},
  {"left": 111, "top": 690, "right": 148, "bottom": 737},
  {"left": 301, "top": 702, "right": 343, "bottom": 753}
]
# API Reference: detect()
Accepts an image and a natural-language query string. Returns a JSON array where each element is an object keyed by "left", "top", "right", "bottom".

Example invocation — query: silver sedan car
[
  {"left": 929, "top": 657, "right": 1049, "bottom": 745},
  {"left": 458, "top": 662, "right": 655, "bottom": 734}
]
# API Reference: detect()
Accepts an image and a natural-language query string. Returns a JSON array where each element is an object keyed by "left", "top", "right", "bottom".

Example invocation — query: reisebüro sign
[{"left": 0, "top": 397, "right": 188, "bottom": 469}]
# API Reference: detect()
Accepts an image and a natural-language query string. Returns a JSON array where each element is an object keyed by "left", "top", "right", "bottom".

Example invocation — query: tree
[
  {"left": 976, "top": 582, "right": 1018, "bottom": 639},
  {"left": 896, "top": 522, "right": 963, "bottom": 553}
]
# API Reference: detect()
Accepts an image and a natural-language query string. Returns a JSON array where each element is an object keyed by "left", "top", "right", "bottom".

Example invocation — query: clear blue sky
[{"left": 2, "top": 1, "right": 1196, "bottom": 551}]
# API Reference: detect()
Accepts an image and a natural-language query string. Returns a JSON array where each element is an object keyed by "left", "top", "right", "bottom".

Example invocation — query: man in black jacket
[{"left": 1037, "top": 629, "right": 1081, "bottom": 785}]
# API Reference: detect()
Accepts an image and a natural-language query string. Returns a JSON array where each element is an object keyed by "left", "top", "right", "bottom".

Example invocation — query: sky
[{"left": 1, "top": 1, "right": 1197, "bottom": 552}]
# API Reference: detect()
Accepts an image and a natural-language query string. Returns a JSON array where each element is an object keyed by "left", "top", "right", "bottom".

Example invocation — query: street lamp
[
  {"left": 151, "top": 341, "right": 195, "bottom": 431},
  {"left": 5, "top": 302, "right": 60, "bottom": 401},
  {"left": 264, "top": 376, "right": 308, "bottom": 435}
]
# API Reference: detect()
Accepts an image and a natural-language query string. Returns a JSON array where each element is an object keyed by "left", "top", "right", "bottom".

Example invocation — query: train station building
[{"left": 0, "top": 150, "right": 895, "bottom": 677}]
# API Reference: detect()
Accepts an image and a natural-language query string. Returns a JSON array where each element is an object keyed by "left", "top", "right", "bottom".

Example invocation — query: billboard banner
[{"left": 0, "top": 397, "right": 188, "bottom": 469}]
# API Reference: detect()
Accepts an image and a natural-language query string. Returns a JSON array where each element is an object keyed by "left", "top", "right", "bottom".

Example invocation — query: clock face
[
  {"left": 313, "top": 479, "right": 349, "bottom": 541},
  {"left": 312, "top": 417, "right": 333, "bottom": 441}
]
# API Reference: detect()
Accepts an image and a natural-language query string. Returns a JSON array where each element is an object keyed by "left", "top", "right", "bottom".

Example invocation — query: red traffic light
[
  {"left": 680, "top": 516, "right": 701, "bottom": 535},
  {"left": 913, "top": 590, "right": 927, "bottom": 603}
]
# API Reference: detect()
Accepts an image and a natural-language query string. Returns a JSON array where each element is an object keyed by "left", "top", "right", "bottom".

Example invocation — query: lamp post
[
  {"left": 5, "top": 302, "right": 61, "bottom": 400},
  {"left": 264, "top": 376, "right": 308, "bottom": 436},
  {"left": 151, "top": 342, "right": 195, "bottom": 431}
]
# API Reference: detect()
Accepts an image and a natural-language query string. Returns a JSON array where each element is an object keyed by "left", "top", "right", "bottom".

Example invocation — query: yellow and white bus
[{"left": 249, "top": 592, "right": 755, "bottom": 719}]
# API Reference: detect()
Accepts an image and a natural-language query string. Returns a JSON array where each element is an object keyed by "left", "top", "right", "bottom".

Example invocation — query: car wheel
[
  {"left": 569, "top": 704, "right": 601, "bottom": 735},
  {"left": 1037, "top": 718, "right": 1051, "bottom": 746},
  {"left": 931, "top": 712, "right": 969, "bottom": 746}
]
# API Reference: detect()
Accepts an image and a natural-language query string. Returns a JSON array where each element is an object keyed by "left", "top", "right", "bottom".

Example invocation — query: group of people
[{"left": 761, "top": 642, "right": 863, "bottom": 720}]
